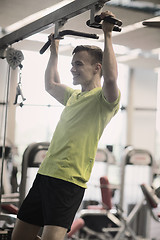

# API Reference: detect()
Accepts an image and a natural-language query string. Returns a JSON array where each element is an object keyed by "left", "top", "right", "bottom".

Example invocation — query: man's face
[{"left": 70, "top": 51, "right": 96, "bottom": 87}]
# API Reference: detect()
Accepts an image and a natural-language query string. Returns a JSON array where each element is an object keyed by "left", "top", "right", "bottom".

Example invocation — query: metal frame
[
  {"left": 0, "top": 0, "right": 109, "bottom": 50},
  {"left": 119, "top": 146, "right": 153, "bottom": 239},
  {"left": 119, "top": 146, "right": 153, "bottom": 209},
  {"left": 19, "top": 142, "right": 50, "bottom": 206}
]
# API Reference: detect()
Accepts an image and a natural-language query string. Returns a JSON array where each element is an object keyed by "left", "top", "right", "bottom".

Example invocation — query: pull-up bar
[
  {"left": 40, "top": 30, "right": 99, "bottom": 54},
  {"left": 40, "top": 14, "right": 122, "bottom": 54},
  {"left": 0, "top": 0, "right": 110, "bottom": 50}
]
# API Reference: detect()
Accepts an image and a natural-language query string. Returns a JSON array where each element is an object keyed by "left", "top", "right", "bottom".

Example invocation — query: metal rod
[
  {"left": 0, "top": 65, "right": 11, "bottom": 212},
  {"left": 121, "top": 106, "right": 157, "bottom": 112},
  {"left": 0, "top": 0, "right": 109, "bottom": 49},
  {"left": 40, "top": 30, "right": 99, "bottom": 54}
]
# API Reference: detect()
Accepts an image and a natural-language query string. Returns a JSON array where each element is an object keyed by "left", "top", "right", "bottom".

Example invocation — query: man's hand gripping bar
[
  {"left": 39, "top": 30, "right": 99, "bottom": 54},
  {"left": 86, "top": 14, "right": 122, "bottom": 32}
]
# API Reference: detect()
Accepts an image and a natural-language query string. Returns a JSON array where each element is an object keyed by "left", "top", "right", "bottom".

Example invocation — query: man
[{"left": 12, "top": 11, "right": 120, "bottom": 240}]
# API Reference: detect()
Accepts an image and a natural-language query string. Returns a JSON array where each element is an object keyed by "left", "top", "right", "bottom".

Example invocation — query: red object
[
  {"left": 100, "top": 176, "right": 112, "bottom": 210},
  {"left": 87, "top": 205, "right": 104, "bottom": 210},
  {"left": 1, "top": 203, "right": 19, "bottom": 214}
]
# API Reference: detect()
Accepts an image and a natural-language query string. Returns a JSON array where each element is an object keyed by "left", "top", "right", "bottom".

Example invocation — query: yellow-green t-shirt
[{"left": 38, "top": 87, "right": 120, "bottom": 188}]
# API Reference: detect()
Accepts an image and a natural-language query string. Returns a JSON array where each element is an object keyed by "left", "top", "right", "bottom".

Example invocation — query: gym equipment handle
[
  {"left": 40, "top": 30, "right": 99, "bottom": 54},
  {"left": 95, "top": 15, "right": 122, "bottom": 26},
  {"left": 86, "top": 15, "right": 122, "bottom": 32}
]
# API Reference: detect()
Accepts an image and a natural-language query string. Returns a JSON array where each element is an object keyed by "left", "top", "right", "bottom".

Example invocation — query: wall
[{"left": 126, "top": 67, "right": 158, "bottom": 156}]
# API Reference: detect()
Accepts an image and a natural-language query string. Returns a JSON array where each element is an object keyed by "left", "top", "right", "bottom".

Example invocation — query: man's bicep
[
  {"left": 46, "top": 83, "right": 69, "bottom": 105},
  {"left": 102, "top": 81, "right": 119, "bottom": 103}
]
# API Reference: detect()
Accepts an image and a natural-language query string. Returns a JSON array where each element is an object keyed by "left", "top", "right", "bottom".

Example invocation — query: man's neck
[{"left": 81, "top": 81, "right": 101, "bottom": 92}]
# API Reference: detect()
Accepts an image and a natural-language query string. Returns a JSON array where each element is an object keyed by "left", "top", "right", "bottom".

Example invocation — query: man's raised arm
[
  {"left": 101, "top": 11, "right": 119, "bottom": 103},
  {"left": 45, "top": 35, "right": 68, "bottom": 104}
]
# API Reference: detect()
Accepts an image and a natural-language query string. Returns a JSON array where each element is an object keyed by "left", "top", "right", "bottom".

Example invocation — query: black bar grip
[
  {"left": 86, "top": 20, "right": 122, "bottom": 32},
  {"left": 40, "top": 30, "right": 99, "bottom": 54},
  {"left": 94, "top": 15, "right": 122, "bottom": 26},
  {"left": 86, "top": 14, "right": 122, "bottom": 32},
  {"left": 113, "top": 26, "right": 121, "bottom": 32},
  {"left": 58, "top": 30, "right": 99, "bottom": 39},
  {"left": 40, "top": 39, "right": 51, "bottom": 54}
]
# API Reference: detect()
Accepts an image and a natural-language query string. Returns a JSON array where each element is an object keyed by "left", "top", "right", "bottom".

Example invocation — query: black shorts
[{"left": 17, "top": 174, "right": 85, "bottom": 230}]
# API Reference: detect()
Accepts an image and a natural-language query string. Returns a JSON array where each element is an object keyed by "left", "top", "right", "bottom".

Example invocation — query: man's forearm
[
  {"left": 45, "top": 51, "right": 60, "bottom": 92},
  {"left": 102, "top": 32, "right": 118, "bottom": 84}
]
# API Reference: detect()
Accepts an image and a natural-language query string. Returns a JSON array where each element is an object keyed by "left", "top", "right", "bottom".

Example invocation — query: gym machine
[
  {"left": 0, "top": 0, "right": 123, "bottom": 53},
  {"left": 39, "top": 14, "right": 122, "bottom": 54},
  {"left": 67, "top": 182, "right": 160, "bottom": 240},
  {"left": 116, "top": 146, "right": 153, "bottom": 239},
  {"left": 19, "top": 142, "right": 50, "bottom": 206},
  {"left": 68, "top": 146, "right": 154, "bottom": 240}
]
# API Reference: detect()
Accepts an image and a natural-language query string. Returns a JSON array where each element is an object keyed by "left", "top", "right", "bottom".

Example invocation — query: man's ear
[{"left": 95, "top": 63, "right": 102, "bottom": 74}]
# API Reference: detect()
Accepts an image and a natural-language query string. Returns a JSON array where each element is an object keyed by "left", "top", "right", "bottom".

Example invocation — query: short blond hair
[{"left": 72, "top": 45, "right": 103, "bottom": 65}]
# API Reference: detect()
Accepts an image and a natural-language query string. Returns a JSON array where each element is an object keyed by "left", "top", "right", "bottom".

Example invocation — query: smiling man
[
  {"left": 71, "top": 45, "right": 102, "bottom": 90},
  {"left": 12, "top": 10, "right": 121, "bottom": 240}
]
